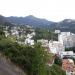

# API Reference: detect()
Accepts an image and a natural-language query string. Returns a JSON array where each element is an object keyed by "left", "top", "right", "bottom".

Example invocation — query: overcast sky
[{"left": 0, "top": 0, "right": 75, "bottom": 22}]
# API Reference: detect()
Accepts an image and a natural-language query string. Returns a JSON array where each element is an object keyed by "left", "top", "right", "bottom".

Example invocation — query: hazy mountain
[
  {"left": 55, "top": 19, "right": 75, "bottom": 33},
  {"left": 0, "top": 15, "right": 7, "bottom": 25},
  {"left": 0, "top": 15, "right": 75, "bottom": 32},
  {"left": 7, "top": 15, "right": 75, "bottom": 32},
  {"left": 0, "top": 15, "right": 13, "bottom": 26},
  {"left": 6, "top": 15, "right": 55, "bottom": 28}
]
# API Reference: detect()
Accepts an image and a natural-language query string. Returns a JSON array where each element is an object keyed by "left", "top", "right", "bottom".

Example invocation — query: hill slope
[
  {"left": 55, "top": 19, "right": 75, "bottom": 33},
  {"left": 0, "top": 54, "right": 26, "bottom": 75},
  {"left": 0, "top": 15, "right": 75, "bottom": 32},
  {"left": 6, "top": 15, "right": 75, "bottom": 33},
  {"left": 0, "top": 15, "right": 13, "bottom": 26},
  {"left": 0, "top": 15, "right": 7, "bottom": 25},
  {"left": 6, "top": 15, "right": 54, "bottom": 28}
]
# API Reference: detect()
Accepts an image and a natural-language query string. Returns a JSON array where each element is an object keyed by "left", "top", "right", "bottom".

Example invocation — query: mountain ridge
[
  {"left": 0, "top": 15, "right": 75, "bottom": 32},
  {"left": 6, "top": 15, "right": 54, "bottom": 28}
]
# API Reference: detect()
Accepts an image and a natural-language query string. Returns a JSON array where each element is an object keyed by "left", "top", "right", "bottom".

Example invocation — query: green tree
[
  {"left": 54, "top": 56, "right": 62, "bottom": 66},
  {"left": 0, "top": 29, "right": 65, "bottom": 75}
]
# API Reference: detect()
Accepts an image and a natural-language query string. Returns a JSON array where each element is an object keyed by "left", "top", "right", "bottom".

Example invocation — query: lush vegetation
[
  {"left": 33, "top": 28, "right": 58, "bottom": 41},
  {"left": 48, "top": 64, "right": 65, "bottom": 75},
  {"left": 0, "top": 26, "right": 66, "bottom": 75},
  {"left": 54, "top": 56, "right": 62, "bottom": 66}
]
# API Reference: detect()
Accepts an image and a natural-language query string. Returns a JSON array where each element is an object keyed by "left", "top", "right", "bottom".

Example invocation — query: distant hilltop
[{"left": 0, "top": 15, "right": 75, "bottom": 33}]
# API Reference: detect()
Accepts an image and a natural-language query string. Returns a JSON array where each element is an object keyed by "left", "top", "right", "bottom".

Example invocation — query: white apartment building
[
  {"left": 58, "top": 32, "right": 75, "bottom": 48},
  {"left": 49, "top": 40, "right": 65, "bottom": 54},
  {"left": 25, "top": 38, "right": 34, "bottom": 45},
  {"left": 55, "top": 30, "right": 61, "bottom": 34},
  {"left": 60, "top": 51, "right": 74, "bottom": 58}
]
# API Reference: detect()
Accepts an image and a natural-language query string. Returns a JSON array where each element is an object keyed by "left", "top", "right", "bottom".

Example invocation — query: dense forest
[{"left": 33, "top": 28, "right": 58, "bottom": 41}]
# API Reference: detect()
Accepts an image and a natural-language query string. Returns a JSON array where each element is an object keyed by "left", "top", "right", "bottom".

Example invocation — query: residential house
[{"left": 62, "top": 59, "right": 75, "bottom": 75}]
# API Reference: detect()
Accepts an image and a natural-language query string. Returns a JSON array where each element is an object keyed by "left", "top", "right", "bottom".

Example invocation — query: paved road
[{"left": 0, "top": 56, "right": 26, "bottom": 75}]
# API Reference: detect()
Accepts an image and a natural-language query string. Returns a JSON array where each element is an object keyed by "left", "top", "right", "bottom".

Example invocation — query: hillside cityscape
[{"left": 0, "top": 15, "right": 75, "bottom": 75}]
